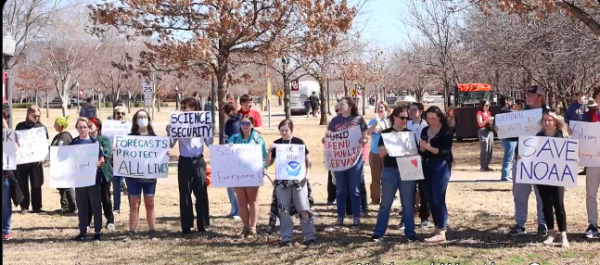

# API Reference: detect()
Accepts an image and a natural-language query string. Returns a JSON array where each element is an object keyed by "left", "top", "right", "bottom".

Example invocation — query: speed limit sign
[{"left": 290, "top": 79, "right": 299, "bottom": 91}]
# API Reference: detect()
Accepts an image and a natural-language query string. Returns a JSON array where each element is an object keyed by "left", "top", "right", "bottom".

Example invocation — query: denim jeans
[
  {"left": 112, "top": 176, "right": 130, "bottom": 211},
  {"left": 227, "top": 187, "right": 239, "bottom": 216},
  {"left": 334, "top": 156, "right": 364, "bottom": 220},
  {"left": 374, "top": 168, "right": 417, "bottom": 238},
  {"left": 501, "top": 140, "right": 517, "bottom": 180},
  {"left": 2, "top": 176, "right": 12, "bottom": 235},
  {"left": 422, "top": 159, "right": 450, "bottom": 229}
]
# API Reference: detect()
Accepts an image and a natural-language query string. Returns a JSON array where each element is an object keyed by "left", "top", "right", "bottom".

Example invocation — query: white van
[{"left": 290, "top": 80, "right": 320, "bottom": 115}]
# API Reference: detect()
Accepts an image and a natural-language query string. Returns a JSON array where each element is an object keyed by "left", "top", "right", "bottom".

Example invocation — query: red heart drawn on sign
[{"left": 410, "top": 159, "right": 418, "bottom": 167}]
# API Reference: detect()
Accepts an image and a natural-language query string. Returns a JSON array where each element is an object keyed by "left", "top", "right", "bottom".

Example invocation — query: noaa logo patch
[{"left": 285, "top": 161, "right": 302, "bottom": 177}]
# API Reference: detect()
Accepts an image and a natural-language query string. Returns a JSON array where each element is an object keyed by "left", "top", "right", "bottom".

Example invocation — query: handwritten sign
[
  {"left": 113, "top": 136, "right": 170, "bottom": 179},
  {"left": 169, "top": 111, "right": 213, "bottom": 138},
  {"left": 2, "top": 129, "right": 17, "bottom": 170},
  {"left": 324, "top": 126, "right": 362, "bottom": 172},
  {"left": 495, "top": 109, "right": 543, "bottom": 139},
  {"left": 396, "top": 155, "right": 424, "bottom": 181},
  {"left": 49, "top": 143, "right": 100, "bottom": 188},
  {"left": 569, "top": 121, "right": 600, "bottom": 167},
  {"left": 275, "top": 144, "right": 306, "bottom": 180},
  {"left": 209, "top": 144, "right": 264, "bottom": 187},
  {"left": 103, "top": 120, "right": 131, "bottom": 146},
  {"left": 16, "top": 127, "right": 49, "bottom": 165},
  {"left": 516, "top": 136, "right": 579, "bottom": 188},
  {"left": 381, "top": 131, "right": 418, "bottom": 157}
]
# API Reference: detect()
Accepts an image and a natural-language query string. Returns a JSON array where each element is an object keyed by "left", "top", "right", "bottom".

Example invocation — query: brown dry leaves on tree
[{"left": 476, "top": 0, "right": 600, "bottom": 36}]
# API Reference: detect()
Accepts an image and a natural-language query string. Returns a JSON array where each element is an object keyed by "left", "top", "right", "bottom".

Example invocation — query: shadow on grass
[{"left": 472, "top": 188, "right": 512, "bottom": 192}]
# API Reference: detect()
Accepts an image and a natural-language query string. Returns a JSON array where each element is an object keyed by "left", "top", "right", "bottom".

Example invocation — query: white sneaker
[
  {"left": 107, "top": 223, "right": 115, "bottom": 231},
  {"left": 232, "top": 216, "right": 241, "bottom": 221}
]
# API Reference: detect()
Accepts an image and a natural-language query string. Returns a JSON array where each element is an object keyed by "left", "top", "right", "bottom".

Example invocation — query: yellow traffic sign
[
  {"left": 350, "top": 88, "right": 356, "bottom": 97},
  {"left": 276, "top": 89, "right": 283, "bottom": 97}
]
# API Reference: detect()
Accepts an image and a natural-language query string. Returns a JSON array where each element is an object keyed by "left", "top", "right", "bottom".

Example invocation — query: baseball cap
[{"left": 522, "top": 85, "right": 544, "bottom": 95}]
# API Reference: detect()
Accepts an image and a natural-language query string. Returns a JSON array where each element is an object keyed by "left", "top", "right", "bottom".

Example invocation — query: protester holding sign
[
  {"left": 49, "top": 116, "right": 76, "bottom": 214},
  {"left": 107, "top": 105, "right": 130, "bottom": 214},
  {"left": 477, "top": 100, "right": 494, "bottom": 172},
  {"left": 15, "top": 106, "right": 48, "bottom": 214},
  {"left": 407, "top": 102, "right": 431, "bottom": 229},
  {"left": 3, "top": 109, "right": 23, "bottom": 241},
  {"left": 265, "top": 119, "right": 317, "bottom": 246},
  {"left": 583, "top": 88, "right": 600, "bottom": 239},
  {"left": 366, "top": 101, "right": 390, "bottom": 205},
  {"left": 70, "top": 117, "right": 105, "bottom": 242},
  {"left": 88, "top": 118, "right": 115, "bottom": 231},
  {"left": 527, "top": 112, "right": 571, "bottom": 247},
  {"left": 228, "top": 115, "right": 267, "bottom": 239},
  {"left": 167, "top": 98, "right": 213, "bottom": 236},
  {"left": 222, "top": 102, "right": 241, "bottom": 219},
  {"left": 418, "top": 106, "right": 454, "bottom": 243},
  {"left": 323, "top": 97, "right": 368, "bottom": 229},
  {"left": 371, "top": 106, "right": 419, "bottom": 242},
  {"left": 124, "top": 110, "right": 164, "bottom": 241}
]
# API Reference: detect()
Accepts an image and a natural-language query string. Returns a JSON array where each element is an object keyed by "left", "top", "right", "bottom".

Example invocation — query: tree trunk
[
  {"left": 343, "top": 78, "right": 348, "bottom": 97},
  {"left": 283, "top": 75, "right": 291, "bottom": 120},
  {"left": 45, "top": 89, "right": 49, "bottom": 118},
  {"left": 319, "top": 79, "right": 328, "bottom": 125}
]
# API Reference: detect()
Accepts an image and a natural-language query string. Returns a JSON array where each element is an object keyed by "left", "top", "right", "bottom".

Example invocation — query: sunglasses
[
  {"left": 30, "top": 115, "right": 40, "bottom": 118},
  {"left": 396, "top": 116, "right": 408, "bottom": 120},
  {"left": 240, "top": 121, "right": 252, "bottom": 126},
  {"left": 116, "top": 112, "right": 125, "bottom": 115}
]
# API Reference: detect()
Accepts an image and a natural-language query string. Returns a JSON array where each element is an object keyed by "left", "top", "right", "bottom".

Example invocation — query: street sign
[
  {"left": 276, "top": 88, "right": 283, "bottom": 97},
  {"left": 357, "top": 88, "right": 363, "bottom": 96},
  {"left": 78, "top": 89, "right": 84, "bottom": 98},
  {"left": 141, "top": 78, "right": 154, "bottom": 108},
  {"left": 290, "top": 79, "right": 299, "bottom": 91},
  {"left": 350, "top": 88, "right": 356, "bottom": 97}
]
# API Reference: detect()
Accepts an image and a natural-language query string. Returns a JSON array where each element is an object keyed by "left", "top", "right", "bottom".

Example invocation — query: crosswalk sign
[
  {"left": 350, "top": 88, "right": 356, "bottom": 97},
  {"left": 276, "top": 89, "right": 283, "bottom": 97}
]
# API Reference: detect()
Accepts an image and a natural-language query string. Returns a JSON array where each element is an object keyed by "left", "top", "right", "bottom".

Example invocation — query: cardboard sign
[
  {"left": 495, "top": 109, "right": 543, "bottom": 139},
  {"left": 2, "top": 129, "right": 17, "bottom": 170},
  {"left": 113, "top": 136, "right": 170, "bottom": 179},
  {"left": 168, "top": 111, "right": 213, "bottom": 138},
  {"left": 16, "top": 127, "right": 49, "bottom": 165},
  {"left": 324, "top": 126, "right": 363, "bottom": 172},
  {"left": 209, "top": 144, "right": 264, "bottom": 187},
  {"left": 396, "top": 155, "right": 424, "bottom": 181},
  {"left": 274, "top": 144, "right": 306, "bottom": 180},
  {"left": 49, "top": 143, "right": 100, "bottom": 188},
  {"left": 381, "top": 131, "right": 418, "bottom": 157},
  {"left": 103, "top": 120, "right": 131, "bottom": 146},
  {"left": 569, "top": 121, "right": 600, "bottom": 167},
  {"left": 516, "top": 136, "right": 579, "bottom": 188}
]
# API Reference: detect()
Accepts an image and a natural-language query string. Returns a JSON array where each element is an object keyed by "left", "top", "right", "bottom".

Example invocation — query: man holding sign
[{"left": 580, "top": 88, "right": 600, "bottom": 239}]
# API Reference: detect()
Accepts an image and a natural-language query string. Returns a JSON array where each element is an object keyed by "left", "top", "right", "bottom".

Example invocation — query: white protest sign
[
  {"left": 275, "top": 144, "right": 306, "bottom": 180},
  {"left": 113, "top": 135, "right": 170, "bottom": 179},
  {"left": 49, "top": 143, "right": 100, "bottom": 188},
  {"left": 168, "top": 111, "right": 213, "bottom": 138},
  {"left": 381, "top": 131, "right": 418, "bottom": 157},
  {"left": 516, "top": 136, "right": 579, "bottom": 188},
  {"left": 103, "top": 120, "right": 131, "bottom": 146},
  {"left": 396, "top": 155, "right": 424, "bottom": 181},
  {"left": 16, "top": 127, "right": 49, "bottom": 165},
  {"left": 495, "top": 109, "right": 543, "bottom": 139},
  {"left": 209, "top": 144, "right": 264, "bottom": 187},
  {"left": 324, "top": 126, "right": 362, "bottom": 172},
  {"left": 2, "top": 129, "right": 17, "bottom": 170},
  {"left": 569, "top": 121, "right": 600, "bottom": 167}
]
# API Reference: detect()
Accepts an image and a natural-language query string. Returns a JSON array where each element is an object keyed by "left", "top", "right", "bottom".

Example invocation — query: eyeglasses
[
  {"left": 116, "top": 112, "right": 125, "bottom": 115},
  {"left": 396, "top": 116, "right": 408, "bottom": 120},
  {"left": 240, "top": 121, "right": 252, "bottom": 126},
  {"left": 30, "top": 114, "right": 40, "bottom": 119}
]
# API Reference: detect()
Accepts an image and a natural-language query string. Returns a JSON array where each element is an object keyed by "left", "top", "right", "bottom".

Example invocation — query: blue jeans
[
  {"left": 112, "top": 176, "right": 130, "bottom": 211},
  {"left": 501, "top": 140, "right": 517, "bottom": 180},
  {"left": 226, "top": 187, "right": 239, "bottom": 216},
  {"left": 374, "top": 168, "right": 417, "bottom": 237},
  {"left": 422, "top": 159, "right": 450, "bottom": 229},
  {"left": 3, "top": 176, "right": 12, "bottom": 235},
  {"left": 334, "top": 156, "right": 363, "bottom": 220}
]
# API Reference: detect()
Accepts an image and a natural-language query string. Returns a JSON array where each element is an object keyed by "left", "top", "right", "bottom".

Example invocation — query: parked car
[
  {"left": 43, "top": 98, "right": 81, "bottom": 109},
  {"left": 422, "top": 98, "right": 435, "bottom": 103}
]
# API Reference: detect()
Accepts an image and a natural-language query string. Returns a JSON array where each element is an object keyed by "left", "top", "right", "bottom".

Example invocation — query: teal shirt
[{"left": 228, "top": 130, "right": 268, "bottom": 169}]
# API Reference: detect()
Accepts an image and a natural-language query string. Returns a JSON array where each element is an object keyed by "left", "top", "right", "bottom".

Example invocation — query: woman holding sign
[
  {"left": 266, "top": 119, "right": 317, "bottom": 246},
  {"left": 71, "top": 117, "right": 105, "bottom": 241},
  {"left": 371, "top": 106, "right": 419, "bottom": 242},
  {"left": 322, "top": 97, "right": 369, "bottom": 229},
  {"left": 366, "top": 101, "right": 390, "bottom": 205},
  {"left": 419, "top": 106, "right": 454, "bottom": 243},
  {"left": 229, "top": 115, "right": 267, "bottom": 239}
]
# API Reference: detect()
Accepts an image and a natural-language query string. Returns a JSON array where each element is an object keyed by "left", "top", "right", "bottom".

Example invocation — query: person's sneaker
[
  {"left": 303, "top": 239, "right": 317, "bottom": 246},
  {"left": 584, "top": 224, "right": 599, "bottom": 239},
  {"left": 334, "top": 219, "right": 343, "bottom": 227},
  {"left": 93, "top": 234, "right": 102, "bottom": 241},
  {"left": 352, "top": 217, "right": 360, "bottom": 230},
  {"left": 198, "top": 227, "right": 206, "bottom": 233},
  {"left": 406, "top": 235, "right": 419, "bottom": 242},
  {"left": 106, "top": 223, "right": 115, "bottom": 231},
  {"left": 537, "top": 224, "right": 548, "bottom": 237},
  {"left": 420, "top": 220, "right": 430, "bottom": 228},
  {"left": 123, "top": 231, "right": 136, "bottom": 241},
  {"left": 182, "top": 229, "right": 193, "bottom": 236},
  {"left": 20, "top": 209, "right": 28, "bottom": 215},
  {"left": 326, "top": 201, "right": 334, "bottom": 206},
  {"left": 113, "top": 210, "right": 120, "bottom": 214},
  {"left": 509, "top": 225, "right": 527, "bottom": 236},
  {"left": 280, "top": 240, "right": 292, "bottom": 247},
  {"left": 371, "top": 234, "right": 383, "bottom": 242},
  {"left": 31, "top": 209, "right": 44, "bottom": 214},
  {"left": 2, "top": 234, "right": 10, "bottom": 241},
  {"left": 71, "top": 234, "right": 87, "bottom": 241},
  {"left": 397, "top": 222, "right": 405, "bottom": 230},
  {"left": 148, "top": 230, "right": 158, "bottom": 241}
]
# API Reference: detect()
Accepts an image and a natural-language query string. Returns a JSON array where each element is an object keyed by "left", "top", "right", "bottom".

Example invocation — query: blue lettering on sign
[{"left": 520, "top": 161, "right": 575, "bottom": 183}]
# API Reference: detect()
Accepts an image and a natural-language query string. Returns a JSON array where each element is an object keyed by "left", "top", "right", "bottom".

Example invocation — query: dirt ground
[{"left": 3, "top": 106, "right": 597, "bottom": 265}]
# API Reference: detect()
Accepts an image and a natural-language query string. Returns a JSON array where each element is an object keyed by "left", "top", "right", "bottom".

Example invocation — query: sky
[{"left": 354, "top": 0, "right": 413, "bottom": 51}]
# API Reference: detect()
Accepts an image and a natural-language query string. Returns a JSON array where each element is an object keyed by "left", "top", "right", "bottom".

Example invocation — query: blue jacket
[
  {"left": 564, "top": 102, "right": 588, "bottom": 124},
  {"left": 223, "top": 114, "right": 241, "bottom": 144}
]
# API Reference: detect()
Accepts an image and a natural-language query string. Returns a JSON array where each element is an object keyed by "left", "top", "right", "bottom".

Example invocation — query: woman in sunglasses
[
  {"left": 111, "top": 105, "right": 130, "bottom": 214},
  {"left": 228, "top": 115, "right": 267, "bottom": 239},
  {"left": 371, "top": 106, "right": 419, "bottom": 242}
]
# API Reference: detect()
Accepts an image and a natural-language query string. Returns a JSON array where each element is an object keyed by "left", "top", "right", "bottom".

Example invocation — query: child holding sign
[
  {"left": 266, "top": 120, "right": 316, "bottom": 246},
  {"left": 228, "top": 115, "right": 267, "bottom": 239}
]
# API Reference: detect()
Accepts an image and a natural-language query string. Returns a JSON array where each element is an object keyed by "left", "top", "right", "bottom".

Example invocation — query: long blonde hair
[{"left": 539, "top": 112, "right": 569, "bottom": 137}]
